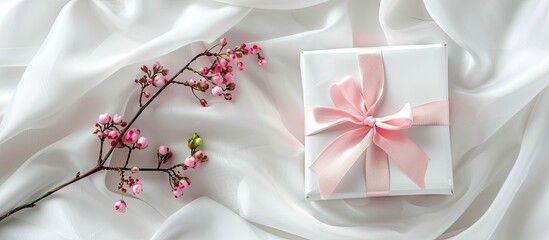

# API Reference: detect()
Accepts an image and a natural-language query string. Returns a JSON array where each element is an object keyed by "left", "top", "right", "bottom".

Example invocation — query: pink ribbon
[{"left": 306, "top": 48, "right": 449, "bottom": 199}]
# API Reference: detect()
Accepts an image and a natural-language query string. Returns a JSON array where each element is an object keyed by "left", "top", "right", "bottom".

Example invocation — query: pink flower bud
[
  {"left": 173, "top": 187, "right": 183, "bottom": 198},
  {"left": 143, "top": 92, "right": 150, "bottom": 98},
  {"left": 98, "top": 113, "right": 111, "bottom": 124},
  {"left": 108, "top": 130, "right": 119, "bottom": 140},
  {"left": 213, "top": 64, "right": 222, "bottom": 73},
  {"left": 131, "top": 166, "right": 139, "bottom": 173},
  {"left": 147, "top": 78, "right": 153, "bottom": 84},
  {"left": 198, "top": 78, "right": 207, "bottom": 85},
  {"left": 220, "top": 58, "right": 229, "bottom": 68},
  {"left": 194, "top": 160, "right": 202, "bottom": 168},
  {"left": 188, "top": 79, "right": 196, "bottom": 86},
  {"left": 140, "top": 65, "right": 148, "bottom": 73},
  {"left": 229, "top": 54, "right": 237, "bottom": 60},
  {"left": 258, "top": 58, "right": 267, "bottom": 67},
  {"left": 153, "top": 75, "right": 167, "bottom": 87},
  {"left": 200, "top": 99, "right": 207, "bottom": 107},
  {"left": 162, "top": 69, "right": 169, "bottom": 76},
  {"left": 194, "top": 150, "right": 204, "bottom": 159},
  {"left": 178, "top": 179, "right": 189, "bottom": 189},
  {"left": 114, "top": 199, "right": 126, "bottom": 213},
  {"left": 96, "top": 132, "right": 104, "bottom": 138},
  {"left": 226, "top": 49, "right": 233, "bottom": 54},
  {"left": 211, "top": 73, "right": 223, "bottom": 85},
  {"left": 250, "top": 45, "right": 260, "bottom": 54},
  {"left": 237, "top": 61, "right": 245, "bottom": 71},
  {"left": 124, "top": 128, "right": 140, "bottom": 143},
  {"left": 224, "top": 72, "right": 234, "bottom": 83},
  {"left": 111, "top": 140, "right": 123, "bottom": 148},
  {"left": 158, "top": 145, "right": 169, "bottom": 155},
  {"left": 132, "top": 183, "right": 143, "bottom": 195},
  {"left": 200, "top": 67, "right": 209, "bottom": 75},
  {"left": 113, "top": 114, "right": 122, "bottom": 124},
  {"left": 224, "top": 93, "right": 233, "bottom": 101},
  {"left": 136, "top": 137, "right": 148, "bottom": 149},
  {"left": 226, "top": 66, "right": 233, "bottom": 72},
  {"left": 219, "top": 37, "right": 227, "bottom": 46},
  {"left": 184, "top": 156, "right": 198, "bottom": 167},
  {"left": 227, "top": 82, "right": 236, "bottom": 91},
  {"left": 211, "top": 86, "right": 223, "bottom": 96},
  {"left": 240, "top": 43, "right": 247, "bottom": 49}
]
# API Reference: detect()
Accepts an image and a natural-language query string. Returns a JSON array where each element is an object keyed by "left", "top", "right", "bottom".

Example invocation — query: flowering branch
[{"left": 0, "top": 38, "right": 266, "bottom": 222}]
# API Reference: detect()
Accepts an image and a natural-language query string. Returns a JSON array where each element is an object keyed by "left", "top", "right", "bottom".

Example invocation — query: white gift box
[{"left": 301, "top": 44, "right": 453, "bottom": 200}]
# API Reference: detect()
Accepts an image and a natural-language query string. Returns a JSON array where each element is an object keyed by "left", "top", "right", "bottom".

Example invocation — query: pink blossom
[
  {"left": 107, "top": 130, "right": 119, "bottom": 140},
  {"left": 111, "top": 140, "right": 123, "bottom": 148},
  {"left": 194, "top": 150, "right": 204, "bottom": 159},
  {"left": 140, "top": 65, "right": 148, "bottom": 73},
  {"left": 96, "top": 132, "right": 104, "bottom": 138},
  {"left": 237, "top": 61, "right": 245, "bottom": 71},
  {"left": 113, "top": 114, "right": 122, "bottom": 124},
  {"left": 198, "top": 78, "right": 207, "bottom": 87},
  {"left": 250, "top": 45, "right": 260, "bottom": 54},
  {"left": 258, "top": 58, "right": 267, "bottom": 67},
  {"left": 132, "top": 183, "right": 143, "bottom": 195},
  {"left": 229, "top": 54, "right": 237, "bottom": 60},
  {"left": 114, "top": 199, "right": 126, "bottom": 213},
  {"left": 136, "top": 137, "right": 148, "bottom": 149},
  {"left": 213, "top": 64, "right": 222, "bottom": 73},
  {"left": 224, "top": 72, "right": 234, "bottom": 83},
  {"left": 226, "top": 83, "right": 236, "bottom": 91},
  {"left": 178, "top": 179, "right": 189, "bottom": 189},
  {"left": 153, "top": 75, "right": 168, "bottom": 87},
  {"left": 211, "top": 73, "right": 223, "bottom": 85},
  {"left": 131, "top": 166, "right": 140, "bottom": 173},
  {"left": 157, "top": 145, "right": 169, "bottom": 155},
  {"left": 219, "top": 37, "right": 227, "bottom": 46},
  {"left": 124, "top": 128, "right": 140, "bottom": 143},
  {"left": 200, "top": 67, "right": 209, "bottom": 75},
  {"left": 98, "top": 113, "right": 111, "bottom": 124},
  {"left": 211, "top": 86, "right": 223, "bottom": 96},
  {"left": 173, "top": 187, "right": 183, "bottom": 198},
  {"left": 188, "top": 79, "right": 196, "bottom": 86},
  {"left": 184, "top": 156, "right": 198, "bottom": 167},
  {"left": 220, "top": 58, "right": 229, "bottom": 68}
]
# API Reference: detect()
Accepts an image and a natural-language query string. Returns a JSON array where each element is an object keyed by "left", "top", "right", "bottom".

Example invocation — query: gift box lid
[{"left": 301, "top": 44, "right": 453, "bottom": 200}]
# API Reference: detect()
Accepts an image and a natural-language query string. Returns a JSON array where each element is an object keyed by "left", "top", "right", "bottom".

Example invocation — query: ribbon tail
[
  {"left": 365, "top": 144, "right": 390, "bottom": 197},
  {"left": 373, "top": 130, "right": 428, "bottom": 189},
  {"left": 310, "top": 128, "right": 373, "bottom": 199}
]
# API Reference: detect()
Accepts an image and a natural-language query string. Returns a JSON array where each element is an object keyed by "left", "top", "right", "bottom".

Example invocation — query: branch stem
[{"left": 0, "top": 50, "right": 214, "bottom": 223}]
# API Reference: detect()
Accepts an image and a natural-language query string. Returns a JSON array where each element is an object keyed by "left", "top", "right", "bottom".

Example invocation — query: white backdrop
[{"left": 0, "top": 0, "right": 547, "bottom": 239}]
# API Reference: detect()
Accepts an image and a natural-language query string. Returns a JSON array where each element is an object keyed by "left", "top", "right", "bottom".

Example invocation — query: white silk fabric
[{"left": 0, "top": 0, "right": 547, "bottom": 239}]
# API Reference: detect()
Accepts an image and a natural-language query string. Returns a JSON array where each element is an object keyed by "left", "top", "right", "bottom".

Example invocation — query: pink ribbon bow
[{"left": 306, "top": 48, "right": 449, "bottom": 199}]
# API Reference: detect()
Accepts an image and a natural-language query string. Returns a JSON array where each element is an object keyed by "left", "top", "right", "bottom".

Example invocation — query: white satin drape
[{"left": 0, "top": 0, "right": 547, "bottom": 239}]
